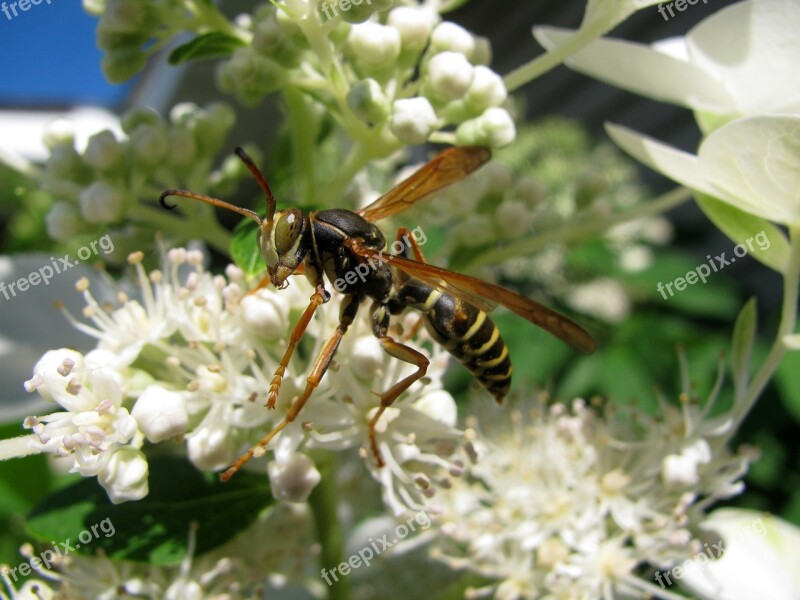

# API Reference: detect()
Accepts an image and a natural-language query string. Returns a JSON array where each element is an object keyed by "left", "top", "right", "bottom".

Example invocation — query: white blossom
[
  {"left": 9, "top": 248, "right": 463, "bottom": 510},
  {"left": 428, "top": 391, "right": 756, "bottom": 599}
]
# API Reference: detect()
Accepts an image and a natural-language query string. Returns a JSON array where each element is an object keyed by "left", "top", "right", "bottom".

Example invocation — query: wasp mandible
[{"left": 160, "top": 146, "right": 595, "bottom": 481}]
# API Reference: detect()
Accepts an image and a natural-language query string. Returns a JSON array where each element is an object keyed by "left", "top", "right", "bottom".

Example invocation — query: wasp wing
[
  {"left": 348, "top": 243, "right": 596, "bottom": 354},
  {"left": 357, "top": 146, "right": 491, "bottom": 223}
]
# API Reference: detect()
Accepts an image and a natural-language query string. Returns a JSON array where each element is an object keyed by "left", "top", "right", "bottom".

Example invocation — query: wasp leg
[
  {"left": 222, "top": 295, "right": 360, "bottom": 482},
  {"left": 368, "top": 302, "right": 429, "bottom": 467},
  {"left": 267, "top": 286, "right": 328, "bottom": 409}
]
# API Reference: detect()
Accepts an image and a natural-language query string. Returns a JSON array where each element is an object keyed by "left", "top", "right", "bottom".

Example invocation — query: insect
[{"left": 160, "top": 146, "right": 595, "bottom": 481}]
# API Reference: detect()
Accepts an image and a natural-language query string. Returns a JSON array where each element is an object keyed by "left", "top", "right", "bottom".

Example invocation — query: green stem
[
  {"left": 284, "top": 87, "right": 319, "bottom": 205},
  {"left": 729, "top": 224, "right": 800, "bottom": 427},
  {"left": 309, "top": 454, "right": 351, "bottom": 600},
  {"left": 503, "top": 17, "right": 611, "bottom": 92},
  {"left": 464, "top": 186, "right": 691, "bottom": 272},
  {"left": 325, "top": 138, "right": 400, "bottom": 204},
  {"left": 135, "top": 204, "right": 232, "bottom": 255}
]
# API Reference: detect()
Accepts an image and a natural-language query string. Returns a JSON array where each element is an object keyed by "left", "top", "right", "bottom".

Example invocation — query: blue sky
[{"left": 0, "top": 1, "right": 132, "bottom": 107}]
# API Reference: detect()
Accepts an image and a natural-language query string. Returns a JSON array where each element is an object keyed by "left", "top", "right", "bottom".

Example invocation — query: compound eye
[{"left": 274, "top": 209, "right": 303, "bottom": 255}]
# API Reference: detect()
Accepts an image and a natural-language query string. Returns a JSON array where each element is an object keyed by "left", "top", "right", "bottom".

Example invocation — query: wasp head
[{"left": 257, "top": 207, "right": 310, "bottom": 289}]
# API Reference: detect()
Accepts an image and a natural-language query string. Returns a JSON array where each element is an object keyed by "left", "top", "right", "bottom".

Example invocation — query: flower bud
[
  {"left": 387, "top": 6, "right": 438, "bottom": 56},
  {"left": 390, "top": 97, "right": 438, "bottom": 145},
  {"left": 98, "top": 446, "right": 149, "bottom": 504},
  {"left": 253, "top": 11, "right": 299, "bottom": 65},
  {"left": 84, "top": 130, "right": 123, "bottom": 171},
  {"left": 348, "top": 22, "right": 401, "bottom": 73},
  {"left": 130, "top": 123, "right": 168, "bottom": 166},
  {"left": 455, "top": 107, "right": 516, "bottom": 148},
  {"left": 121, "top": 107, "right": 160, "bottom": 134},
  {"left": 132, "top": 385, "right": 188, "bottom": 443},
  {"left": 167, "top": 128, "right": 197, "bottom": 170},
  {"left": 101, "top": 48, "right": 147, "bottom": 83},
  {"left": 268, "top": 452, "right": 321, "bottom": 502},
  {"left": 100, "top": 0, "right": 156, "bottom": 33},
  {"left": 496, "top": 198, "right": 531, "bottom": 238},
  {"left": 424, "top": 51, "right": 474, "bottom": 103},
  {"left": 187, "top": 423, "right": 235, "bottom": 471},
  {"left": 464, "top": 66, "right": 507, "bottom": 112},
  {"left": 429, "top": 22, "right": 475, "bottom": 57},
  {"left": 45, "top": 201, "right": 83, "bottom": 242},
  {"left": 454, "top": 213, "right": 494, "bottom": 248},
  {"left": 43, "top": 119, "right": 75, "bottom": 150},
  {"left": 216, "top": 48, "right": 285, "bottom": 105},
  {"left": 46, "top": 143, "right": 82, "bottom": 180},
  {"left": 79, "top": 180, "right": 126, "bottom": 224},
  {"left": 347, "top": 79, "right": 391, "bottom": 125}
]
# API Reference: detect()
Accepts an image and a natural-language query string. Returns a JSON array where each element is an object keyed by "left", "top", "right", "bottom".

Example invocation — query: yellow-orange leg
[
  {"left": 221, "top": 296, "right": 360, "bottom": 482},
  {"left": 267, "top": 288, "right": 327, "bottom": 409},
  {"left": 368, "top": 336, "right": 429, "bottom": 467}
]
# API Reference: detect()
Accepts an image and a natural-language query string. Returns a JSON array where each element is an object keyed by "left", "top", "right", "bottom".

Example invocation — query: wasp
[{"left": 160, "top": 146, "right": 595, "bottom": 481}]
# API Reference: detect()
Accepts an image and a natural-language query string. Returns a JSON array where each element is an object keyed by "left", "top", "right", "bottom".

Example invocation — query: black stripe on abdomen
[{"left": 403, "top": 284, "right": 511, "bottom": 402}]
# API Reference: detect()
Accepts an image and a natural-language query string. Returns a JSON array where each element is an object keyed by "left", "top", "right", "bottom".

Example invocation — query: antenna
[{"left": 234, "top": 146, "right": 277, "bottom": 224}]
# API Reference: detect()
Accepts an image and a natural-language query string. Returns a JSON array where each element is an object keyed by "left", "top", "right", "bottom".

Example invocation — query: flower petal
[
  {"left": 699, "top": 115, "right": 800, "bottom": 225},
  {"left": 534, "top": 26, "right": 733, "bottom": 113},
  {"left": 686, "top": 0, "right": 800, "bottom": 115},
  {"left": 605, "top": 123, "right": 715, "bottom": 194}
]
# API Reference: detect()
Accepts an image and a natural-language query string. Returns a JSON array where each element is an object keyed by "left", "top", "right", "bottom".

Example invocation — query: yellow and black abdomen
[{"left": 398, "top": 280, "right": 511, "bottom": 402}]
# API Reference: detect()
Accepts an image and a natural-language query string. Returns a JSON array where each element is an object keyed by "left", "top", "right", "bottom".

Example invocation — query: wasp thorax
[{"left": 258, "top": 208, "right": 309, "bottom": 289}]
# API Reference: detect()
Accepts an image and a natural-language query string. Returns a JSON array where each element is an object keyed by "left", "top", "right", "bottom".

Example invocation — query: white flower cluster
[
  {"left": 10, "top": 248, "right": 467, "bottom": 511},
  {"left": 1, "top": 508, "right": 318, "bottom": 599},
  {"left": 42, "top": 103, "right": 239, "bottom": 254},
  {"left": 429, "top": 392, "right": 756, "bottom": 599},
  {"left": 217, "top": 2, "right": 515, "bottom": 148}
]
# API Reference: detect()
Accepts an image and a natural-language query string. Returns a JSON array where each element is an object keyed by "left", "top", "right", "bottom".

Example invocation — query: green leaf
[
  {"left": 776, "top": 351, "right": 800, "bottom": 425},
  {"left": 731, "top": 298, "right": 757, "bottom": 398},
  {"left": 696, "top": 194, "right": 790, "bottom": 273},
  {"left": 231, "top": 217, "right": 263, "bottom": 276},
  {"left": 26, "top": 455, "right": 272, "bottom": 565},
  {"left": 168, "top": 33, "right": 246, "bottom": 66}
]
